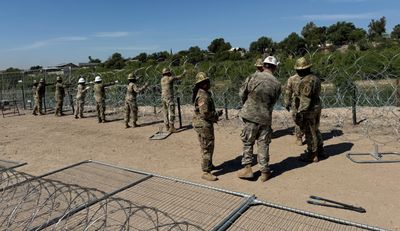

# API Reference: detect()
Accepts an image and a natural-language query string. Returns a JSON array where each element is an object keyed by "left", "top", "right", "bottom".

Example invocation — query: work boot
[
  {"left": 237, "top": 164, "right": 254, "bottom": 179},
  {"left": 125, "top": 124, "right": 131, "bottom": 129},
  {"left": 295, "top": 137, "right": 303, "bottom": 146},
  {"left": 32, "top": 112, "right": 38, "bottom": 116},
  {"left": 299, "top": 151, "right": 319, "bottom": 163},
  {"left": 201, "top": 172, "right": 218, "bottom": 181},
  {"left": 165, "top": 124, "right": 170, "bottom": 132},
  {"left": 74, "top": 115, "right": 79, "bottom": 119},
  {"left": 169, "top": 124, "right": 177, "bottom": 133},
  {"left": 317, "top": 145, "right": 328, "bottom": 159},
  {"left": 259, "top": 171, "right": 271, "bottom": 182},
  {"left": 132, "top": 122, "right": 138, "bottom": 128}
]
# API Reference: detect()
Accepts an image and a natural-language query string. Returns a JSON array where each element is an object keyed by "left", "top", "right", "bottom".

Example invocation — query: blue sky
[{"left": 0, "top": 0, "right": 399, "bottom": 69}]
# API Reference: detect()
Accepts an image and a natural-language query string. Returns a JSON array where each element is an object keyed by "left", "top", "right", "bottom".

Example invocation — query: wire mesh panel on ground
[
  {"left": 0, "top": 169, "right": 31, "bottom": 191},
  {"left": 0, "top": 159, "right": 26, "bottom": 171}
]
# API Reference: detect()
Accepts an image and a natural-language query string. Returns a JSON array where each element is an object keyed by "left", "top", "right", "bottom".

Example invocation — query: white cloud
[
  {"left": 94, "top": 31, "right": 130, "bottom": 38},
  {"left": 8, "top": 36, "right": 88, "bottom": 51},
  {"left": 300, "top": 12, "right": 379, "bottom": 21}
]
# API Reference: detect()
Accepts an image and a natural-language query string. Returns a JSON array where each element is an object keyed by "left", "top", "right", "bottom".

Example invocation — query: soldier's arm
[
  {"left": 104, "top": 82, "right": 115, "bottom": 87},
  {"left": 133, "top": 82, "right": 149, "bottom": 93},
  {"left": 173, "top": 69, "right": 187, "bottom": 81},
  {"left": 284, "top": 78, "right": 293, "bottom": 107},
  {"left": 239, "top": 76, "right": 251, "bottom": 104}
]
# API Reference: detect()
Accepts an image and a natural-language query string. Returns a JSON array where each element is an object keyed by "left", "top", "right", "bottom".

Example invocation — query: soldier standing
[
  {"left": 254, "top": 58, "right": 264, "bottom": 72},
  {"left": 160, "top": 67, "right": 186, "bottom": 133},
  {"left": 292, "top": 57, "right": 324, "bottom": 162},
  {"left": 36, "top": 78, "right": 52, "bottom": 115},
  {"left": 192, "top": 72, "right": 223, "bottom": 181},
  {"left": 284, "top": 73, "right": 304, "bottom": 146},
  {"left": 54, "top": 76, "right": 66, "bottom": 116},
  {"left": 124, "top": 73, "right": 148, "bottom": 128},
  {"left": 93, "top": 76, "right": 116, "bottom": 123},
  {"left": 32, "top": 80, "right": 39, "bottom": 115},
  {"left": 74, "top": 77, "right": 90, "bottom": 119},
  {"left": 237, "top": 56, "right": 281, "bottom": 182}
]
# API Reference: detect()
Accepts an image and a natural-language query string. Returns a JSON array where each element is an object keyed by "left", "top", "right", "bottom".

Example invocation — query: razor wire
[{"left": 1, "top": 52, "right": 399, "bottom": 146}]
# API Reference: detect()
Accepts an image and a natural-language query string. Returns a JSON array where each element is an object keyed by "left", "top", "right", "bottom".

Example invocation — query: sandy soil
[{"left": 1, "top": 109, "right": 399, "bottom": 230}]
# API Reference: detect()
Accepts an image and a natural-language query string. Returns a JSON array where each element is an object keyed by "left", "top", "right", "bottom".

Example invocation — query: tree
[
  {"left": 207, "top": 38, "right": 231, "bottom": 53},
  {"left": 327, "top": 21, "right": 357, "bottom": 45},
  {"left": 134, "top": 53, "right": 148, "bottom": 63},
  {"left": 104, "top": 52, "right": 125, "bottom": 69},
  {"left": 301, "top": 22, "right": 327, "bottom": 48},
  {"left": 5, "top": 67, "right": 21, "bottom": 72},
  {"left": 391, "top": 24, "right": 400, "bottom": 40},
  {"left": 30, "top": 65, "right": 42, "bottom": 70},
  {"left": 249, "top": 36, "right": 274, "bottom": 54},
  {"left": 349, "top": 28, "right": 367, "bottom": 44},
  {"left": 278, "top": 32, "right": 306, "bottom": 56},
  {"left": 88, "top": 56, "right": 101, "bottom": 64},
  {"left": 368, "top": 16, "right": 386, "bottom": 40},
  {"left": 187, "top": 46, "right": 205, "bottom": 64}
]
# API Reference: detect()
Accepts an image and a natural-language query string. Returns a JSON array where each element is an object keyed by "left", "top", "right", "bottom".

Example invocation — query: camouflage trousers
[
  {"left": 194, "top": 122, "right": 215, "bottom": 172},
  {"left": 74, "top": 99, "right": 85, "bottom": 118},
  {"left": 162, "top": 98, "right": 175, "bottom": 126},
  {"left": 124, "top": 101, "right": 138, "bottom": 125},
  {"left": 96, "top": 100, "right": 106, "bottom": 122},
  {"left": 298, "top": 110, "right": 323, "bottom": 153},
  {"left": 55, "top": 99, "right": 63, "bottom": 116},
  {"left": 291, "top": 112, "right": 304, "bottom": 139},
  {"left": 240, "top": 119, "right": 272, "bottom": 173},
  {"left": 33, "top": 97, "right": 42, "bottom": 115}
]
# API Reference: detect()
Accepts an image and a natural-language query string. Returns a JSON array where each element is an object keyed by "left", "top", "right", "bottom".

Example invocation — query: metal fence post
[
  {"left": 351, "top": 83, "right": 357, "bottom": 125},
  {"left": 224, "top": 92, "right": 229, "bottom": 120},
  {"left": 177, "top": 97, "right": 182, "bottom": 128},
  {"left": 21, "top": 73, "right": 26, "bottom": 110},
  {"left": 396, "top": 79, "right": 400, "bottom": 107},
  {"left": 44, "top": 70, "right": 47, "bottom": 113}
]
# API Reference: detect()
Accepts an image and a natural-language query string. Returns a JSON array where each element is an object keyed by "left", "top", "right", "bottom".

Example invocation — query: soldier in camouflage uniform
[
  {"left": 284, "top": 73, "right": 305, "bottom": 146},
  {"left": 54, "top": 76, "right": 66, "bottom": 116},
  {"left": 192, "top": 72, "right": 223, "bottom": 181},
  {"left": 36, "top": 78, "right": 52, "bottom": 115},
  {"left": 32, "top": 80, "right": 39, "bottom": 115},
  {"left": 254, "top": 58, "right": 264, "bottom": 72},
  {"left": 94, "top": 76, "right": 116, "bottom": 123},
  {"left": 292, "top": 57, "right": 324, "bottom": 162},
  {"left": 161, "top": 67, "right": 186, "bottom": 133},
  {"left": 74, "top": 77, "right": 90, "bottom": 119},
  {"left": 237, "top": 56, "right": 281, "bottom": 182},
  {"left": 124, "top": 73, "right": 148, "bottom": 128}
]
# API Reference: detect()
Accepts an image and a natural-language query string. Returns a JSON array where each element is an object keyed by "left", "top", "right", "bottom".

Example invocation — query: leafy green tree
[
  {"left": 349, "top": 28, "right": 367, "bottom": 44},
  {"left": 5, "top": 67, "right": 21, "bottom": 72},
  {"left": 148, "top": 51, "right": 170, "bottom": 62},
  {"left": 134, "top": 53, "right": 148, "bottom": 63},
  {"left": 187, "top": 46, "right": 205, "bottom": 64},
  {"left": 104, "top": 52, "right": 126, "bottom": 69},
  {"left": 249, "top": 36, "right": 274, "bottom": 54},
  {"left": 391, "top": 24, "right": 400, "bottom": 40},
  {"left": 368, "top": 16, "right": 386, "bottom": 40},
  {"left": 327, "top": 21, "right": 357, "bottom": 45},
  {"left": 278, "top": 32, "right": 306, "bottom": 56},
  {"left": 208, "top": 38, "right": 232, "bottom": 53},
  {"left": 30, "top": 65, "right": 42, "bottom": 70},
  {"left": 88, "top": 56, "right": 101, "bottom": 64},
  {"left": 301, "top": 22, "right": 327, "bottom": 48}
]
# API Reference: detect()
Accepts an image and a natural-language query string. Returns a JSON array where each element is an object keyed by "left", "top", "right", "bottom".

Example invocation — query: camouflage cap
[
  {"left": 56, "top": 76, "right": 62, "bottom": 81},
  {"left": 254, "top": 58, "right": 263, "bottom": 67},
  {"left": 162, "top": 67, "right": 171, "bottom": 75},
  {"left": 128, "top": 73, "right": 136, "bottom": 80},
  {"left": 294, "top": 57, "right": 312, "bottom": 70},
  {"left": 39, "top": 78, "right": 45, "bottom": 83},
  {"left": 195, "top": 72, "right": 209, "bottom": 85},
  {"left": 33, "top": 80, "right": 38, "bottom": 84}
]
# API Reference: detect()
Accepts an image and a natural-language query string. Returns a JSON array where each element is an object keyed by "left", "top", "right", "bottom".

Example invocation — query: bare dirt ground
[{"left": 1, "top": 108, "right": 400, "bottom": 230}]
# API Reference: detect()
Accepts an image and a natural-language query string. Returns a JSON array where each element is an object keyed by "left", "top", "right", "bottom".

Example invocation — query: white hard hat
[
  {"left": 263, "top": 56, "right": 280, "bottom": 66},
  {"left": 94, "top": 76, "right": 102, "bottom": 82},
  {"left": 78, "top": 77, "right": 85, "bottom": 84}
]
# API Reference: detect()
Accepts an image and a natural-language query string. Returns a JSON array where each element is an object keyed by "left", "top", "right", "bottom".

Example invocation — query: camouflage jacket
[
  {"left": 284, "top": 74, "right": 301, "bottom": 108},
  {"left": 94, "top": 82, "right": 114, "bottom": 102},
  {"left": 161, "top": 75, "right": 183, "bottom": 100},
  {"left": 192, "top": 89, "right": 219, "bottom": 127},
  {"left": 54, "top": 82, "right": 66, "bottom": 100},
  {"left": 239, "top": 70, "right": 281, "bottom": 126},
  {"left": 76, "top": 84, "right": 89, "bottom": 101},
  {"left": 32, "top": 85, "right": 38, "bottom": 99},
  {"left": 293, "top": 74, "right": 322, "bottom": 113},
  {"left": 37, "top": 83, "right": 46, "bottom": 97},
  {"left": 125, "top": 82, "right": 147, "bottom": 102}
]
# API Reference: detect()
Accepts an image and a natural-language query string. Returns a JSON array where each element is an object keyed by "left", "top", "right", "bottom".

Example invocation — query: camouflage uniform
[
  {"left": 32, "top": 82, "right": 39, "bottom": 115},
  {"left": 284, "top": 74, "right": 304, "bottom": 143},
  {"left": 54, "top": 80, "right": 66, "bottom": 116},
  {"left": 161, "top": 68, "right": 184, "bottom": 130},
  {"left": 75, "top": 84, "right": 89, "bottom": 118},
  {"left": 94, "top": 82, "right": 114, "bottom": 123},
  {"left": 36, "top": 80, "right": 49, "bottom": 115},
  {"left": 292, "top": 57, "right": 324, "bottom": 161},
  {"left": 239, "top": 69, "right": 281, "bottom": 173},
  {"left": 124, "top": 81, "right": 148, "bottom": 127}
]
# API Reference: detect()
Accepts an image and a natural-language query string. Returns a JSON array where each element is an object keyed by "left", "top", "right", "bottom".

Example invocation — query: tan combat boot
[
  {"left": 299, "top": 151, "right": 319, "bottom": 163},
  {"left": 125, "top": 123, "right": 131, "bottom": 129},
  {"left": 169, "top": 124, "right": 177, "bottom": 133},
  {"left": 237, "top": 164, "right": 254, "bottom": 179},
  {"left": 260, "top": 171, "right": 271, "bottom": 182},
  {"left": 202, "top": 172, "right": 218, "bottom": 181}
]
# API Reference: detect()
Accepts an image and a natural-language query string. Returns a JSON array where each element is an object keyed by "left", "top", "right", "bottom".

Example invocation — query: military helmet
[
  {"left": 294, "top": 57, "right": 312, "bottom": 70},
  {"left": 162, "top": 67, "right": 171, "bottom": 75},
  {"left": 195, "top": 72, "right": 209, "bottom": 85},
  {"left": 254, "top": 58, "right": 263, "bottom": 67},
  {"left": 263, "top": 56, "right": 280, "bottom": 66},
  {"left": 33, "top": 80, "right": 38, "bottom": 84},
  {"left": 39, "top": 78, "right": 45, "bottom": 83},
  {"left": 94, "top": 76, "right": 102, "bottom": 83},
  {"left": 78, "top": 77, "right": 85, "bottom": 84},
  {"left": 128, "top": 73, "right": 136, "bottom": 80},
  {"left": 56, "top": 76, "right": 62, "bottom": 81}
]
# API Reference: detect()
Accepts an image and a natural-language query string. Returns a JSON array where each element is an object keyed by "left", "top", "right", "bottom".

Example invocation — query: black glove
[
  {"left": 295, "top": 113, "right": 303, "bottom": 125},
  {"left": 217, "top": 110, "right": 223, "bottom": 117},
  {"left": 285, "top": 105, "right": 291, "bottom": 112}
]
